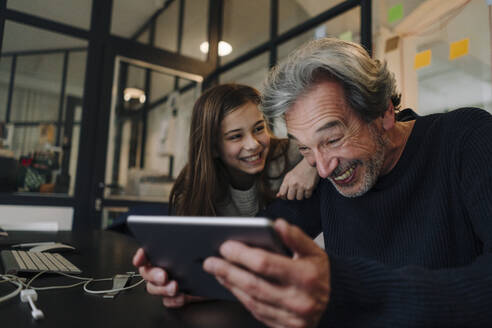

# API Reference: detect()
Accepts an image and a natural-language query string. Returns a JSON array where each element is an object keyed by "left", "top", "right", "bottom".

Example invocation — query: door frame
[{"left": 73, "top": 36, "right": 215, "bottom": 230}]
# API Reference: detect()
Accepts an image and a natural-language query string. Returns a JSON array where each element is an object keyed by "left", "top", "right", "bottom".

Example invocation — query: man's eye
[
  {"left": 298, "top": 146, "right": 309, "bottom": 152},
  {"left": 327, "top": 137, "right": 342, "bottom": 145}
]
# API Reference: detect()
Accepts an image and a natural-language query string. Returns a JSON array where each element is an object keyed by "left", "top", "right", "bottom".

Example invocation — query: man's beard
[{"left": 329, "top": 123, "right": 387, "bottom": 198}]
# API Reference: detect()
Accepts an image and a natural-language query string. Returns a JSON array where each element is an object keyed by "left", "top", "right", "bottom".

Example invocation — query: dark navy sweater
[{"left": 266, "top": 108, "right": 492, "bottom": 327}]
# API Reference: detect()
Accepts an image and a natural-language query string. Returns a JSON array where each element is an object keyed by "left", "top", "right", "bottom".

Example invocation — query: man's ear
[{"left": 382, "top": 103, "right": 395, "bottom": 131}]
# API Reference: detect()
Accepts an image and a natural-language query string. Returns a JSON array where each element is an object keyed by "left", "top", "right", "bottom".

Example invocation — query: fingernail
[
  {"left": 203, "top": 258, "right": 214, "bottom": 272},
  {"left": 166, "top": 282, "right": 176, "bottom": 296},
  {"left": 156, "top": 270, "right": 165, "bottom": 284}
]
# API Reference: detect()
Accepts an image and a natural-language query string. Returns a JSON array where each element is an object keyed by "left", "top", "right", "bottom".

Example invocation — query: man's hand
[
  {"left": 277, "top": 158, "right": 319, "bottom": 200},
  {"left": 203, "top": 219, "right": 330, "bottom": 328},
  {"left": 133, "top": 248, "right": 204, "bottom": 308}
]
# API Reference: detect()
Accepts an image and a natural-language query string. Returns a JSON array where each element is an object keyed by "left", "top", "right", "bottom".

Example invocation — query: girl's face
[{"left": 218, "top": 102, "right": 271, "bottom": 180}]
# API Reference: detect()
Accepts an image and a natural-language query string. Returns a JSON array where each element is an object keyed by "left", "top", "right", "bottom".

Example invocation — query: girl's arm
[{"left": 277, "top": 157, "right": 319, "bottom": 200}]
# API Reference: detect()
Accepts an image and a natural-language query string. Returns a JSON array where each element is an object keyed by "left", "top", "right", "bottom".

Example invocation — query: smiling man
[{"left": 202, "top": 38, "right": 492, "bottom": 328}]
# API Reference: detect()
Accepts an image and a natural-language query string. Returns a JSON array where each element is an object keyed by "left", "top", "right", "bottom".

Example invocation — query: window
[
  {"left": 279, "top": 0, "right": 346, "bottom": 34},
  {"left": 0, "top": 21, "right": 87, "bottom": 195},
  {"left": 219, "top": 53, "right": 269, "bottom": 92},
  {"left": 373, "top": 0, "right": 492, "bottom": 114},
  {"left": 7, "top": 0, "right": 92, "bottom": 30},
  {"left": 221, "top": 0, "right": 270, "bottom": 65}
]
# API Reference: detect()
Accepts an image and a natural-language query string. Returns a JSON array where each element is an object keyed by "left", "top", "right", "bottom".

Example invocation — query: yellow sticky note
[
  {"left": 414, "top": 49, "right": 432, "bottom": 70},
  {"left": 449, "top": 38, "right": 469, "bottom": 60}
]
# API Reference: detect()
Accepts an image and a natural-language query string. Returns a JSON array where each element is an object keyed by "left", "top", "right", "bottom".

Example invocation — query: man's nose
[{"left": 314, "top": 151, "right": 338, "bottom": 179}]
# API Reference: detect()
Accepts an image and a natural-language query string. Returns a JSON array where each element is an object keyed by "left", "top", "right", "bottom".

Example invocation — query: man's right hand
[{"left": 132, "top": 248, "right": 204, "bottom": 307}]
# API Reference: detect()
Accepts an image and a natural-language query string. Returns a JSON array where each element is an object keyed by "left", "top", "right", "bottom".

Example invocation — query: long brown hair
[{"left": 169, "top": 84, "right": 289, "bottom": 216}]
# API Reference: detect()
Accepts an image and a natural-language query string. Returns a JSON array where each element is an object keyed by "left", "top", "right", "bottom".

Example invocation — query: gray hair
[{"left": 261, "top": 38, "right": 400, "bottom": 123}]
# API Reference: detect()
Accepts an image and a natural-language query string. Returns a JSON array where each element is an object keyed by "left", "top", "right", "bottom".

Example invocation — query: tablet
[{"left": 127, "top": 215, "right": 291, "bottom": 300}]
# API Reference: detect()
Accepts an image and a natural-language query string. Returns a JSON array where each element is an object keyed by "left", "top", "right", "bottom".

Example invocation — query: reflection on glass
[
  {"left": 221, "top": 0, "right": 270, "bottom": 65},
  {"left": 372, "top": 0, "right": 491, "bottom": 114},
  {"left": 0, "top": 21, "right": 87, "bottom": 196},
  {"left": 104, "top": 58, "right": 200, "bottom": 203}
]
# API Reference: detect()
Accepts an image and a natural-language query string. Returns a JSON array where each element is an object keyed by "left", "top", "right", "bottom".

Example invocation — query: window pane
[
  {"left": 155, "top": 0, "right": 179, "bottom": 52},
  {"left": 7, "top": 0, "right": 92, "bottom": 30},
  {"left": 278, "top": 6, "right": 361, "bottom": 63},
  {"left": 111, "top": 0, "right": 163, "bottom": 40},
  {"left": 66, "top": 51, "right": 87, "bottom": 99},
  {"left": 372, "top": 1, "right": 491, "bottom": 114},
  {"left": 150, "top": 71, "right": 175, "bottom": 103},
  {"left": 104, "top": 58, "right": 200, "bottom": 203},
  {"left": 1, "top": 21, "right": 88, "bottom": 196},
  {"left": 11, "top": 53, "right": 63, "bottom": 122},
  {"left": 181, "top": 0, "right": 208, "bottom": 61},
  {"left": 221, "top": 0, "right": 270, "bottom": 65},
  {"left": 0, "top": 57, "right": 12, "bottom": 121},
  {"left": 137, "top": 29, "right": 151, "bottom": 45},
  {"left": 279, "top": 0, "right": 345, "bottom": 35},
  {"left": 219, "top": 53, "right": 269, "bottom": 92}
]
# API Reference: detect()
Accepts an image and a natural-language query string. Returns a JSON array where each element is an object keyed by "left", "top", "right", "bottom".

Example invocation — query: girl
[{"left": 169, "top": 83, "right": 318, "bottom": 217}]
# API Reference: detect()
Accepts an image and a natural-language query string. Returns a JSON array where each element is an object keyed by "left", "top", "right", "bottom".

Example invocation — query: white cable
[
  {"left": 83, "top": 277, "right": 145, "bottom": 295},
  {"left": 2, "top": 271, "right": 144, "bottom": 301},
  {"left": 24, "top": 270, "right": 144, "bottom": 295},
  {"left": 0, "top": 274, "right": 23, "bottom": 303}
]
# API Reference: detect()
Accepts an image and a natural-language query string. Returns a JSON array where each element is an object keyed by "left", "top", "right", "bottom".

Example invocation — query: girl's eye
[
  {"left": 254, "top": 125, "right": 265, "bottom": 133},
  {"left": 298, "top": 146, "right": 309, "bottom": 152},
  {"left": 228, "top": 134, "right": 241, "bottom": 140}
]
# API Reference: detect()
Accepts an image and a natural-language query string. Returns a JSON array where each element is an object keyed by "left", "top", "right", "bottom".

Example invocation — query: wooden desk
[{"left": 0, "top": 230, "right": 266, "bottom": 328}]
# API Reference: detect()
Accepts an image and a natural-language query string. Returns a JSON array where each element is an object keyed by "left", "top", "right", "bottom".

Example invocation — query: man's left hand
[{"left": 203, "top": 219, "right": 331, "bottom": 328}]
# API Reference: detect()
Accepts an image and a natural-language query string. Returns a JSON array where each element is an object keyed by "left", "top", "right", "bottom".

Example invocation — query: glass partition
[
  {"left": 104, "top": 57, "right": 201, "bottom": 203},
  {"left": 372, "top": 0, "right": 491, "bottom": 114},
  {"left": 7, "top": 0, "right": 92, "bottom": 30},
  {"left": 0, "top": 21, "right": 87, "bottom": 195}
]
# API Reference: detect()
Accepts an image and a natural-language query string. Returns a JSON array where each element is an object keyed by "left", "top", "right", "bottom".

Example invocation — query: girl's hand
[{"left": 277, "top": 158, "right": 319, "bottom": 200}]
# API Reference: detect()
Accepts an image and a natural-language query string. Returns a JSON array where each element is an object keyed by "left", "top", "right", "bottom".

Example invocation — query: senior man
[
  {"left": 135, "top": 38, "right": 492, "bottom": 328},
  {"left": 201, "top": 38, "right": 492, "bottom": 327}
]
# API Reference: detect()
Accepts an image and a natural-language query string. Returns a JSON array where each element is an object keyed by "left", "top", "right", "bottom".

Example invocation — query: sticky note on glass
[
  {"left": 449, "top": 38, "right": 469, "bottom": 60},
  {"left": 414, "top": 49, "right": 431, "bottom": 70},
  {"left": 388, "top": 3, "right": 404, "bottom": 23},
  {"left": 338, "top": 30, "right": 353, "bottom": 42}
]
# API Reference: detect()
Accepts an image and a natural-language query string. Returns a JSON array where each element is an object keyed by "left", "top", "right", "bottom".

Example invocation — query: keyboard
[{"left": 1, "top": 250, "right": 82, "bottom": 274}]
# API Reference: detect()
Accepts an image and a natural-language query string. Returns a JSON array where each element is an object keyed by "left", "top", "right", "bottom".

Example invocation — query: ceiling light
[
  {"left": 199, "top": 41, "right": 233, "bottom": 56},
  {"left": 123, "top": 87, "right": 146, "bottom": 104}
]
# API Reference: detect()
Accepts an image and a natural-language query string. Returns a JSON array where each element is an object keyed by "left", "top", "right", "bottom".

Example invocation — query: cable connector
[{"left": 20, "top": 289, "right": 44, "bottom": 320}]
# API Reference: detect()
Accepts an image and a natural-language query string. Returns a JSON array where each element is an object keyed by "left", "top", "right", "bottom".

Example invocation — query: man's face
[{"left": 285, "top": 81, "right": 390, "bottom": 198}]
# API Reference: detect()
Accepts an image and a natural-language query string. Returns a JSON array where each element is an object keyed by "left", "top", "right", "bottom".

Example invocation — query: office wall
[{"left": 373, "top": 0, "right": 491, "bottom": 115}]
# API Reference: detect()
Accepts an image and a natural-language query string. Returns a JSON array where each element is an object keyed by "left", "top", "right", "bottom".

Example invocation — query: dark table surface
[{"left": 0, "top": 230, "right": 266, "bottom": 328}]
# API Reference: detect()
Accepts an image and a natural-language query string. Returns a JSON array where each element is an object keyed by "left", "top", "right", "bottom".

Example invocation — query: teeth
[
  {"left": 244, "top": 154, "right": 260, "bottom": 162},
  {"left": 334, "top": 166, "right": 354, "bottom": 181}
]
